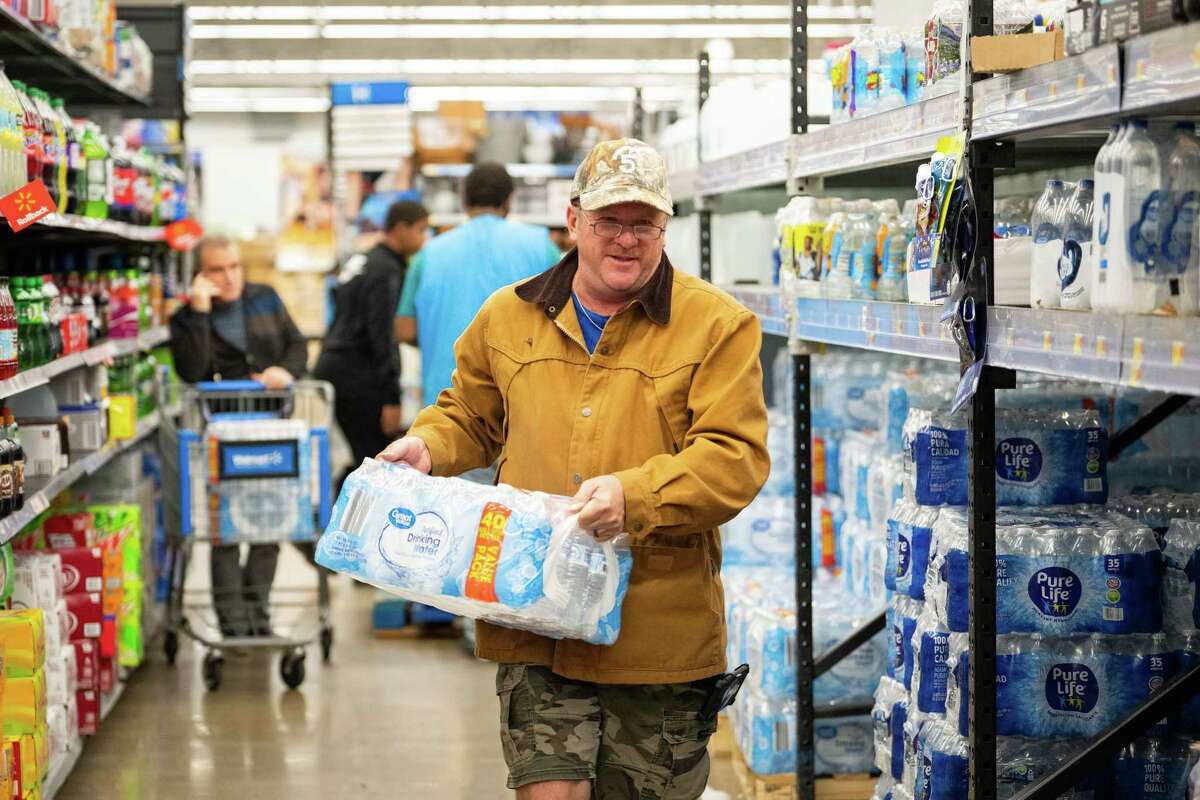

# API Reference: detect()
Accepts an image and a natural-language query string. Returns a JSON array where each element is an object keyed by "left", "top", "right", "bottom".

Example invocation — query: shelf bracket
[{"left": 1109, "top": 393, "right": 1191, "bottom": 460}]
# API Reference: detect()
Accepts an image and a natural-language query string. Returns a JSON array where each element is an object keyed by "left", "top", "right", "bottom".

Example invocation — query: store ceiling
[{"left": 180, "top": 0, "right": 872, "bottom": 112}]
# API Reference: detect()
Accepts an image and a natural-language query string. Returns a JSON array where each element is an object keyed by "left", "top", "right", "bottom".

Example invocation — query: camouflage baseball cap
[{"left": 571, "top": 138, "right": 674, "bottom": 218}]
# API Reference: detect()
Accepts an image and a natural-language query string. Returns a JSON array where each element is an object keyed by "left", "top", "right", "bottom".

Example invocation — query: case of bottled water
[{"left": 315, "top": 458, "right": 633, "bottom": 645}]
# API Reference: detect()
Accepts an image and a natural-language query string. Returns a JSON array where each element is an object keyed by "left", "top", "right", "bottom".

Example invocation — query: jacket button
[
  {"left": 599, "top": 346, "right": 609, "bottom": 355},
  {"left": 634, "top": 523, "right": 644, "bottom": 532},
  {"left": 573, "top": 473, "right": 582, "bottom": 485},
  {"left": 581, "top": 407, "right": 592, "bottom": 418}
]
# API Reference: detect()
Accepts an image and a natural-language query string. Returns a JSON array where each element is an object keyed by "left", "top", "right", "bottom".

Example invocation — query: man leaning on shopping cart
[
  {"left": 170, "top": 235, "right": 309, "bottom": 638},
  {"left": 379, "top": 140, "right": 771, "bottom": 800}
]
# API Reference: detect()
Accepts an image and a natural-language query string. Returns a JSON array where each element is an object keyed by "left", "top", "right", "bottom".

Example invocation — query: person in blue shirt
[{"left": 394, "top": 162, "right": 561, "bottom": 409}]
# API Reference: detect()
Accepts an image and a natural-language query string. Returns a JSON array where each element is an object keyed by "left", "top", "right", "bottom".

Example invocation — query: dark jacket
[
  {"left": 169, "top": 282, "right": 308, "bottom": 383},
  {"left": 313, "top": 243, "right": 405, "bottom": 404}
]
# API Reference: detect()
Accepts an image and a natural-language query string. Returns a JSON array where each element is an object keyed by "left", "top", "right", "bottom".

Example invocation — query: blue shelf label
[
  {"left": 218, "top": 440, "right": 300, "bottom": 480},
  {"left": 331, "top": 81, "right": 410, "bottom": 106}
]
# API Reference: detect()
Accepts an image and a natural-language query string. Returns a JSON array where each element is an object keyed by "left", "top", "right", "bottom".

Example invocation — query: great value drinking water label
[
  {"left": 377, "top": 504, "right": 454, "bottom": 575},
  {"left": 814, "top": 716, "right": 874, "bottom": 775}
]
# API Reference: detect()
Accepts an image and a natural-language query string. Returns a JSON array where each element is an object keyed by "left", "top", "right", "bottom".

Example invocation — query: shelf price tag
[
  {"left": 1076, "top": 74, "right": 1087, "bottom": 92},
  {"left": 0, "top": 180, "right": 55, "bottom": 233},
  {"left": 1172, "top": 341, "right": 1185, "bottom": 367},
  {"left": 1130, "top": 337, "right": 1145, "bottom": 386},
  {"left": 1096, "top": 336, "right": 1107, "bottom": 359},
  {"left": 29, "top": 494, "right": 49, "bottom": 515},
  {"left": 1042, "top": 331, "right": 1053, "bottom": 352},
  {"left": 1073, "top": 333, "right": 1084, "bottom": 355}
]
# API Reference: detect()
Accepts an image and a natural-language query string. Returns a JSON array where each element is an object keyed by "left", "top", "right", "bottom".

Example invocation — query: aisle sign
[
  {"left": 165, "top": 219, "right": 204, "bottom": 251},
  {"left": 0, "top": 180, "right": 55, "bottom": 232},
  {"left": 331, "top": 81, "right": 410, "bottom": 106}
]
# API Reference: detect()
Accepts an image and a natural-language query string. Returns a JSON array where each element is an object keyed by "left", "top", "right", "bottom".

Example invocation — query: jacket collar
[{"left": 514, "top": 248, "right": 673, "bottom": 325}]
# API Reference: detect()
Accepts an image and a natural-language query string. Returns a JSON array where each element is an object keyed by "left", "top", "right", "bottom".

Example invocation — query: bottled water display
[
  {"left": 1030, "top": 179, "right": 1073, "bottom": 309},
  {"left": 1159, "top": 122, "right": 1200, "bottom": 316},
  {"left": 315, "top": 459, "right": 632, "bottom": 645},
  {"left": 925, "top": 508, "right": 1163, "bottom": 636},
  {"left": 873, "top": 677, "right": 909, "bottom": 781},
  {"left": 912, "top": 718, "right": 969, "bottom": 800},
  {"left": 885, "top": 499, "right": 939, "bottom": 601},
  {"left": 1059, "top": 179, "right": 1095, "bottom": 310},
  {"left": 904, "top": 408, "right": 1108, "bottom": 507}
]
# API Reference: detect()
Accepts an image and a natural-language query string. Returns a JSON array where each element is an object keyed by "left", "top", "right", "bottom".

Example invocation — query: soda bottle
[
  {"left": 1059, "top": 179, "right": 1095, "bottom": 310},
  {"left": 81, "top": 124, "right": 111, "bottom": 220},
  {"left": 1029, "top": 179, "right": 1072, "bottom": 309},
  {"left": 51, "top": 98, "right": 74, "bottom": 214},
  {"left": 11, "top": 80, "right": 43, "bottom": 186},
  {"left": 30, "top": 88, "right": 58, "bottom": 208},
  {"left": 1158, "top": 122, "right": 1199, "bottom": 317},
  {"left": 7, "top": 410, "right": 23, "bottom": 511},
  {"left": 0, "top": 62, "right": 24, "bottom": 194},
  {"left": 110, "top": 138, "right": 135, "bottom": 223},
  {"left": 41, "top": 274, "right": 63, "bottom": 360},
  {"left": 72, "top": 268, "right": 97, "bottom": 346},
  {"left": 86, "top": 269, "right": 109, "bottom": 340},
  {"left": 0, "top": 411, "right": 12, "bottom": 517},
  {"left": 134, "top": 257, "right": 150, "bottom": 331},
  {"left": 13, "top": 278, "right": 28, "bottom": 372},
  {"left": 27, "top": 269, "right": 49, "bottom": 366},
  {"left": 0, "top": 278, "right": 15, "bottom": 379}
]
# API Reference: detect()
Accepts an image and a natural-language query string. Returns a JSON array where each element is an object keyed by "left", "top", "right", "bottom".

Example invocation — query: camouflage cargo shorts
[{"left": 495, "top": 664, "right": 718, "bottom": 799}]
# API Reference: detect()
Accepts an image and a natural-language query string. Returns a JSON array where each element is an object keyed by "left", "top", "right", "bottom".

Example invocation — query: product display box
[
  {"left": 45, "top": 648, "right": 77, "bottom": 707},
  {"left": 5, "top": 735, "right": 35, "bottom": 798},
  {"left": 99, "top": 656, "right": 114, "bottom": 694},
  {"left": 971, "top": 28, "right": 1064, "bottom": 73},
  {"left": 3, "top": 670, "right": 46, "bottom": 736},
  {"left": 61, "top": 404, "right": 107, "bottom": 454},
  {"left": 65, "top": 592, "right": 102, "bottom": 642},
  {"left": 43, "top": 513, "right": 97, "bottom": 550},
  {"left": 1095, "top": 0, "right": 1178, "bottom": 43},
  {"left": 10, "top": 554, "right": 63, "bottom": 618},
  {"left": 107, "top": 395, "right": 137, "bottom": 440},
  {"left": 101, "top": 616, "right": 117, "bottom": 658},
  {"left": 20, "top": 421, "right": 66, "bottom": 479},
  {"left": 76, "top": 688, "right": 99, "bottom": 736},
  {"left": 0, "top": 611, "right": 45, "bottom": 677},
  {"left": 57, "top": 547, "right": 103, "bottom": 596},
  {"left": 72, "top": 640, "right": 98, "bottom": 691}
]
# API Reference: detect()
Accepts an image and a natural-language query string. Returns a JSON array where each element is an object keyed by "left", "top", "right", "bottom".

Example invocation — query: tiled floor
[{"left": 58, "top": 546, "right": 741, "bottom": 800}]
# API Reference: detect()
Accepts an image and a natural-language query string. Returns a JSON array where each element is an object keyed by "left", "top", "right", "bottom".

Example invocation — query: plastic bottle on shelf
[
  {"left": 133, "top": 147, "right": 154, "bottom": 226},
  {"left": 0, "top": 63, "right": 23, "bottom": 195},
  {"left": 850, "top": 29, "right": 881, "bottom": 118},
  {"left": 0, "top": 414, "right": 12, "bottom": 518},
  {"left": 1058, "top": 179, "right": 1095, "bottom": 310},
  {"left": 821, "top": 199, "right": 847, "bottom": 281},
  {"left": 1091, "top": 122, "right": 1126, "bottom": 311},
  {"left": 877, "top": 199, "right": 909, "bottom": 301},
  {"left": 877, "top": 29, "right": 907, "bottom": 112},
  {"left": 110, "top": 138, "right": 135, "bottom": 224},
  {"left": 1029, "top": 179, "right": 1072, "bottom": 309},
  {"left": 0, "top": 278, "right": 16, "bottom": 380},
  {"left": 1158, "top": 121, "right": 1199, "bottom": 317},
  {"left": 30, "top": 89, "right": 59, "bottom": 209},
  {"left": 41, "top": 274, "right": 63, "bottom": 360},
  {"left": 72, "top": 267, "right": 97, "bottom": 346},
  {"left": 11, "top": 80, "right": 43, "bottom": 186},
  {"left": 904, "top": 30, "right": 926, "bottom": 105},
  {"left": 28, "top": 271, "right": 51, "bottom": 366},
  {"left": 6, "top": 409, "right": 22, "bottom": 512},
  {"left": 131, "top": 262, "right": 149, "bottom": 333},
  {"left": 13, "top": 278, "right": 28, "bottom": 373},
  {"left": 50, "top": 98, "right": 73, "bottom": 214},
  {"left": 1118, "top": 118, "right": 1163, "bottom": 314},
  {"left": 81, "top": 124, "right": 111, "bottom": 220},
  {"left": 87, "top": 269, "right": 109, "bottom": 341}
]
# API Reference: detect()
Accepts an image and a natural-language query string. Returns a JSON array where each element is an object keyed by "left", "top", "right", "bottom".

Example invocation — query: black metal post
[
  {"left": 698, "top": 51, "right": 711, "bottom": 282},
  {"left": 792, "top": 0, "right": 808, "bottom": 136},
  {"left": 793, "top": 350, "right": 815, "bottom": 800},
  {"left": 632, "top": 88, "right": 645, "bottom": 140},
  {"left": 1109, "top": 394, "right": 1191, "bottom": 459}
]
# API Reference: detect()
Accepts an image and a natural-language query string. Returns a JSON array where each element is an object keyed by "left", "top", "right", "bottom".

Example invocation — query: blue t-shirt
[
  {"left": 210, "top": 298, "right": 248, "bottom": 352},
  {"left": 571, "top": 293, "right": 609, "bottom": 354},
  {"left": 396, "top": 214, "right": 561, "bottom": 406}
]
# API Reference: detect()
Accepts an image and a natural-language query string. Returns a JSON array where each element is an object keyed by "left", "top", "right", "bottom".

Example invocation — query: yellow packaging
[
  {"left": 0, "top": 740, "right": 12, "bottom": 800},
  {"left": 2, "top": 670, "right": 46, "bottom": 736},
  {"left": 107, "top": 395, "right": 137, "bottom": 440},
  {"left": 0, "top": 611, "right": 44, "bottom": 677},
  {"left": 3, "top": 735, "right": 34, "bottom": 797},
  {"left": 33, "top": 723, "right": 46, "bottom": 783},
  {"left": 794, "top": 222, "right": 826, "bottom": 280}
]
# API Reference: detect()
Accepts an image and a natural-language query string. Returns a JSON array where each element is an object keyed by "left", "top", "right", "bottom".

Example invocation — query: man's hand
[
  {"left": 377, "top": 436, "right": 432, "bottom": 474},
  {"left": 380, "top": 404, "right": 404, "bottom": 437},
  {"left": 190, "top": 273, "right": 220, "bottom": 313},
  {"left": 251, "top": 366, "right": 294, "bottom": 390},
  {"left": 568, "top": 475, "right": 626, "bottom": 541}
]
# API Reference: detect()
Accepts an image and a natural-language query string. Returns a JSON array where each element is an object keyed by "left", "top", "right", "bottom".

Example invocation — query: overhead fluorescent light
[
  {"left": 188, "top": 57, "right": 797, "bottom": 77},
  {"left": 187, "top": 5, "right": 871, "bottom": 23},
  {"left": 190, "top": 22, "right": 864, "bottom": 40}
]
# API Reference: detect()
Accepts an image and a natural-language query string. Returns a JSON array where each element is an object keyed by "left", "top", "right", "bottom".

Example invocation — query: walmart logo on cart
[
  {"left": 220, "top": 442, "right": 298, "bottom": 478},
  {"left": 232, "top": 451, "right": 285, "bottom": 468}
]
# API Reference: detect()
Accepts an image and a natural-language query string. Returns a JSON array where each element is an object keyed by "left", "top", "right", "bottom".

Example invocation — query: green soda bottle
[
  {"left": 81, "top": 124, "right": 110, "bottom": 220},
  {"left": 13, "top": 278, "right": 29, "bottom": 372}
]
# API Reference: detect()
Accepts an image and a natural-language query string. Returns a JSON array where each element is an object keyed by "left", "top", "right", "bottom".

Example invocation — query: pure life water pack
[{"left": 315, "top": 459, "right": 633, "bottom": 645}]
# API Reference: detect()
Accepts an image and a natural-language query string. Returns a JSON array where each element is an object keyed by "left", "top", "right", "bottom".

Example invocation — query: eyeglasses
[{"left": 582, "top": 213, "right": 666, "bottom": 242}]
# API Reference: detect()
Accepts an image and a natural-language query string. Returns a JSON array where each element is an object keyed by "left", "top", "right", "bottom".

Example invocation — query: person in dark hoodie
[
  {"left": 315, "top": 200, "right": 428, "bottom": 486},
  {"left": 169, "top": 234, "right": 309, "bottom": 637}
]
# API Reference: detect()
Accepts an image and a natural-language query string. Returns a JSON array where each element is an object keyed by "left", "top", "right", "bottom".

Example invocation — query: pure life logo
[
  {"left": 1046, "top": 662, "right": 1099, "bottom": 714},
  {"left": 1029, "top": 566, "right": 1082, "bottom": 619}
]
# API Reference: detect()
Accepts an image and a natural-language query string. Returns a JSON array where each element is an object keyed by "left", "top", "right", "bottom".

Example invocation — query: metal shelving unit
[{"left": 688, "top": 5, "right": 1200, "bottom": 800}]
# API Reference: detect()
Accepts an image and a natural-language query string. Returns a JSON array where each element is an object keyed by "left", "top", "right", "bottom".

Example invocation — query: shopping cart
[{"left": 158, "top": 380, "right": 335, "bottom": 691}]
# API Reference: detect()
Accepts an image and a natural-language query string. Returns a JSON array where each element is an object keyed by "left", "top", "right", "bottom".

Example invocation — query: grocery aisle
[{"left": 56, "top": 548, "right": 509, "bottom": 800}]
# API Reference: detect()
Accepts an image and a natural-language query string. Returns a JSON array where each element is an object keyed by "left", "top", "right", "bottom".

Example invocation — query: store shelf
[
  {"left": 698, "top": 139, "right": 789, "bottom": 197},
  {"left": 421, "top": 163, "right": 577, "bottom": 180},
  {"left": 987, "top": 306, "right": 1125, "bottom": 384},
  {"left": 0, "top": 6, "right": 149, "bottom": 107},
  {"left": 1121, "top": 315, "right": 1200, "bottom": 395},
  {"left": 42, "top": 739, "right": 83, "bottom": 800},
  {"left": 22, "top": 214, "right": 166, "bottom": 243},
  {"left": 791, "top": 93, "right": 961, "bottom": 180},
  {"left": 727, "top": 284, "right": 788, "bottom": 337},
  {"left": 972, "top": 44, "right": 1121, "bottom": 140},
  {"left": 100, "top": 676, "right": 128, "bottom": 722},
  {"left": 0, "top": 327, "right": 169, "bottom": 399},
  {"left": 0, "top": 409, "right": 161, "bottom": 546},
  {"left": 1123, "top": 21, "right": 1200, "bottom": 114},
  {"left": 794, "top": 297, "right": 960, "bottom": 361}
]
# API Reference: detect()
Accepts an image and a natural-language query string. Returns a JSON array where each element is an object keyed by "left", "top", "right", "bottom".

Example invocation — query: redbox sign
[{"left": 0, "top": 180, "right": 55, "bottom": 232}]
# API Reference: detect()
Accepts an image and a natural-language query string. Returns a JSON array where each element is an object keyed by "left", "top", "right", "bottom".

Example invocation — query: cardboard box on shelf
[
  {"left": 60, "top": 404, "right": 107, "bottom": 453},
  {"left": 107, "top": 395, "right": 137, "bottom": 440},
  {"left": 45, "top": 648, "right": 77, "bottom": 708},
  {"left": 10, "top": 554, "right": 63, "bottom": 619},
  {"left": 98, "top": 656, "right": 114, "bottom": 694},
  {"left": 971, "top": 28, "right": 1065, "bottom": 72},
  {"left": 72, "top": 640, "right": 98, "bottom": 691},
  {"left": 76, "top": 688, "right": 99, "bottom": 735},
  {"left": 65, "top": 592, "right": 102, "bottom": 643},
  {"left": 21, "top": 422, "right": 65, "bottom": 479},
  {"left": 43, "top": 514, "right": 96, "bottom": 550},
  {"left": 100, "top": 616, "right": 117, "bottom": 659},
  {"left": 5, "top": 735, "right": 35, "bottom": 798},
  {"left": 56, "top": 548, "right": 104, "bottom": 596},
  {"left": 3, "top": 670, "right": 47, "bottom": 736},
  {"left": 0, "top": 611, "right": 45, "bottom": 677}
]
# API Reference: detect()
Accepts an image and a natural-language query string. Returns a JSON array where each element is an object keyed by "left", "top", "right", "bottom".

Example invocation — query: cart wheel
[
  {"left": 280, "top": 651, "right": 306, "bottom": 690},
  {"left": 164, "top": 631, "right": 179, "bottom": 666},
  {"left": 320, "top": 627, "right": 333, "bottom": 663},
  {"left": 203, "top": 652, "right": 223, "bottom": 691}
]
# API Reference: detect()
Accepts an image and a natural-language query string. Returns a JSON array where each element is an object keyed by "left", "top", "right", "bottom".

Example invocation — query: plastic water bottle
[
  {"left": 1120, "top": 119, "right": 1163, "bottom": 313},
  {"left": 1059, "top": 179, "right": 1095, "bottom": 310},
  {"left": 1093, "top": 122, "right": 1128, "bottom": 311},
  {"left": 1159, "top": 122, "right": 1199, "bottom": 316},
  {"left": 821, "top": 200, "right": 848, "bottom": 285},
  {"left": 877, "top": 200, "right": 908, "bottom": 301},
  {"left": 850, "top": 200, "right": 880, "bottom": 299},
  {"left": 851, "top": 29, "right": 880, "bottom": 117},
  {"left": 877, "top": 30, "right": 906, "bottom": 112},
  {"left": 904, "top": 31, "right": 926, "bottom": 105},
  {"left": 1029, "top": 180, "right": 1072, "bottom": 308}
]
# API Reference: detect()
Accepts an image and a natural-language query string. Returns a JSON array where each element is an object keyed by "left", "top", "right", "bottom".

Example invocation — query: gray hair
[{"left": 195, "top": 234, "right": 240, "bottom": 266}]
